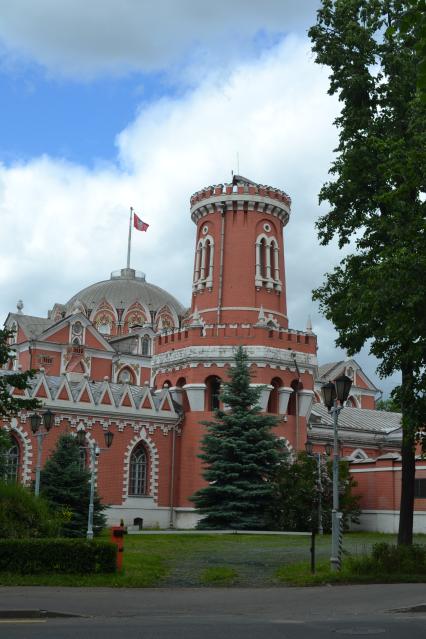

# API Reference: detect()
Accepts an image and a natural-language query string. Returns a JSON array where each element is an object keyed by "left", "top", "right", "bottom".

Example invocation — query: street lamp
[
  {"left": 304, "top": 440, "right": 324, "bottom": 536},
  {"left": 30, "top": 409, "right": 54, "bottom": 496},
  {"left": 76, "top": 428, "right": 114, "bottom": 540},
  {"left": 321, "top": 373, "right": 352, "bottom": 572}
]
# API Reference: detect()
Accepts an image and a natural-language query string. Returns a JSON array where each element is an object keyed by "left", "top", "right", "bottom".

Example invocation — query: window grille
[
  {"left": 129, "top": 445, "right": 148, "bottom": 496},
  {"left": 4, "top": 441, "right": 19, "bottom": 482}
]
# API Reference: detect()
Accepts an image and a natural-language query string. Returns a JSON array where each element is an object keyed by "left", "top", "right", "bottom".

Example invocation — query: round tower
[{"left": 189, "top": 175, "right": 291, "bottom": 328}]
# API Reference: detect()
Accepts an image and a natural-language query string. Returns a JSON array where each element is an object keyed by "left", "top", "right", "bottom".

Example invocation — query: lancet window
[
  {"left": 255, "top": 234, "right": 282, "bottom": 291},
  {"left": 193, "top": 236, "right": 214, "bottom": 291},
  {"left": 4, "top": 437, "right": 20, "bottom": 483},
  {"left": 129, "top": 444, "right": 148, "bottom": 496}
]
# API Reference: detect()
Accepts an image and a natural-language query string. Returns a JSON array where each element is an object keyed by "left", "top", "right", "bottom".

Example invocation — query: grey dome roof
[{"left": 65, "top": 268, "right": 185, "bottom": 315}]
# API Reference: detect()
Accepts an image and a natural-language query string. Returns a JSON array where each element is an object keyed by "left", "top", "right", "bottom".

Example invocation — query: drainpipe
[
  {"left": 169, "top": 413, "right": 183, "bottom": 529},
  {"left": 216, "top": 203, "right": 226, "bottom": 334}
]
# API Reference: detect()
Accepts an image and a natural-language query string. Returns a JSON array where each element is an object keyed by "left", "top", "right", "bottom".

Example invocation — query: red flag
[{"left": 133, "top": 212, "right": 149, "bottom": 232}]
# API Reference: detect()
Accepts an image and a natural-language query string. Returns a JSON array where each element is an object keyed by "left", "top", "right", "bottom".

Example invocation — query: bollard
[{"left": 110, "top": 526, "right": 125, "bottom": 571}]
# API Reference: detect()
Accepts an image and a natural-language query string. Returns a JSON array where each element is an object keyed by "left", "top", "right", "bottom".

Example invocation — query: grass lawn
[{"left": 0, "top": 531, "right": 425, "bottom": 587}]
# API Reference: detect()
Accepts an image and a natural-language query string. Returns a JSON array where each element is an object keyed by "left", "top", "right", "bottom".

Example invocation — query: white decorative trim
[
  {"left": 10, "top": 417, "right": 32, "bottom": 485},
  {"left": 190, "top": 193, "right": 290, "bottom": 226},
  {"left": 123, "top": 432, "right": 159, "bottom": 504},
  {"left": 153, "top": 345, "right": 317, "bottom": 375}
]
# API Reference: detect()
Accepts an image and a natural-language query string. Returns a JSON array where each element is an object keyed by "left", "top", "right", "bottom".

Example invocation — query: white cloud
[
  {"left": 0, "top": 34, "right": 397, "bottom": 395},
  {"left": 0, "top": 0, "right": 320, "bottom": 78}
]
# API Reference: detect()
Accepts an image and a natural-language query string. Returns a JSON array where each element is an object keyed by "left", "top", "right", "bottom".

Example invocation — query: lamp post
[
  {"left": 304, "top": 440, "right": 324, "bottom": 536},
  {"left": 321, "top": 373, "right": 352, "bottom": 572},
  {"left": 76, "top": 428, "right": 114, "bottom": 540},
  {"left": 30, "top": 409, "right": 54, "bottom": 496}
]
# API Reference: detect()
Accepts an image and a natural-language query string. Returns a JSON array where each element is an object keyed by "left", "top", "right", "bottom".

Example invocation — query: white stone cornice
[
  {"left": 191, "top": 193, "right": 290, "bottom": 226},
  {"left": 152, "top": 345, "right": 317, "bottom": 375}
]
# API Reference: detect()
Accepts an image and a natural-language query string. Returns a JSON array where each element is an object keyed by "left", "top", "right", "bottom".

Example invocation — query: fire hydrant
[{"left": 110, "top": 525, "right": 125, "bottom": 571}]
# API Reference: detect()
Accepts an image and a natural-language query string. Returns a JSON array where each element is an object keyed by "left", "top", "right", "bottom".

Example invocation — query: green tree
[
  {"left": 191, "top": 346, "right": 282, "bottom": 530},
  {"left": 309, "top": 1, "right": 426, "bottom": 545},
  {"left": 268, "top": 453, "right": 361, "bottom": 533},
  {"left": 0, "top": 328, "right": 40, "bottom": 417},
  {"left": 376, "top": 394, "right": 401, "bottom": 412},
  {"left": 0, "top": 482, "right": 59, "bottom": 539},
  {"left": 40, "top": 434, "right": 106, "bottom": 537}
]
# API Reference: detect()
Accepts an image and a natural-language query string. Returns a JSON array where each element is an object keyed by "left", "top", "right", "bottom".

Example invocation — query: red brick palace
[{"left": 2, "top": 176, "right": 425, "bottom": 531}]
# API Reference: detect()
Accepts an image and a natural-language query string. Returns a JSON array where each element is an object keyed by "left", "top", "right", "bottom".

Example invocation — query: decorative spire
[
  {"left": 255, "top": 306, "right": 267, "bottom": 327},
  {"left": 16, "top": 300, "right": 24, "bottom": 314},
  {"left": 306, "top": 314, "right": 313, "bottom": 334}
]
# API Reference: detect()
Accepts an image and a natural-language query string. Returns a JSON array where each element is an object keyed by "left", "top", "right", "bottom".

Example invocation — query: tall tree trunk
[{"left": 397, "top": 364, "right": 415, "bottom": 546}]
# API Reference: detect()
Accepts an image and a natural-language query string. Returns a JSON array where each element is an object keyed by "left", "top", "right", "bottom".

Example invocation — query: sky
[{"left": 0, "top": 0, "right": 399, "bottom": 397}]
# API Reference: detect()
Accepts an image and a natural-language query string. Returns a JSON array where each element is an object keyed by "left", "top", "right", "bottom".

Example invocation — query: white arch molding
[
  {"left": 255, "top": 233, "right": 281, "bottom": 291},
  {"left": 122, "top": 431, "right": 159, "bottom": 504}
]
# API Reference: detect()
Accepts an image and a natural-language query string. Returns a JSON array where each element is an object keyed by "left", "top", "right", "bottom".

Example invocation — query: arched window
[
  {"left": 267, "top": 377, "right": 282, "bottom": 413},
  {"left": 4, "top": 438, "right": 19, "bottom": 483},
  {"left": 287, "top": 379, "right": 303, "bottom": 416},
  {"left": 129, "top": 444, "right": 148, "bottom": 496},
  {"left": 204, "top": 240, "right": 211, "bottom": 280},
  {"left": 206, "top": 376, "right": 221, "bottom": 411},
  {"left": 79, "top": 446, "right": 87, "bottom": 470},
  {"left": 142, "top": 337, "right": 150, "bottom": 356},
  {"left": 259, "top": 238, "right": 267, "bottom": 278},
  {"left": 118, "top": 367, "right": 134, "bottom": 384}
]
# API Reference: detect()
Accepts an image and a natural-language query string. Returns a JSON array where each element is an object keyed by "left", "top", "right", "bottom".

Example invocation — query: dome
[{"left": 64, "top": 268, "right": 185, "bottom": 335}]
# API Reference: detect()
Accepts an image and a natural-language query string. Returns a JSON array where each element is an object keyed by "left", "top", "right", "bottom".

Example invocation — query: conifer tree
[
  {"left": 40, "top": 434, "right": 106, "bottom": 537},
  {"left": 191, "top": 346, "right": 282, "bottom": 530}
]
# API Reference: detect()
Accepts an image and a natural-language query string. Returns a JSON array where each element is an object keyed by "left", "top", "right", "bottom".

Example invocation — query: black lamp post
[
  {"left": 30, "top": 409, "right": 55, "bottom": 496},
  {"left": 76, "top": 428, "right": 114, "bottom": 539},
  {"left": 320, "top": 373, "right": 352, "bottom": 572}
]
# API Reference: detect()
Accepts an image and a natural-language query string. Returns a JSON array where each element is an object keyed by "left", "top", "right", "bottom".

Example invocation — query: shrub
[
  {"left": 348, "top": 542, "right": 426, "bottom": 575},
  {"left": 0, "top": 482, "right": 60, "bottom": 538},
  {"left": 0, "top": 539, "right": 117, "bottom": 574}
]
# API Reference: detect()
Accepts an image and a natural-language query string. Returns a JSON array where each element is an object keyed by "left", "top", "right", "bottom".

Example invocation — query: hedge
[{"left": 0, "top": 539, "right": 117, "bottom": 574}]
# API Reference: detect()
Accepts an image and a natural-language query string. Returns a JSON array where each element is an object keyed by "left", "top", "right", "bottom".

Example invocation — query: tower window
[{"left": 206, "top": 376, "right": 222, "bottom": 411}]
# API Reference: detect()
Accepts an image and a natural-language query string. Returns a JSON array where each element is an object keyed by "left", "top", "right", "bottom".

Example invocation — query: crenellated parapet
[{"left": 190, "top": 177, "right": 291, "bottom": 226}]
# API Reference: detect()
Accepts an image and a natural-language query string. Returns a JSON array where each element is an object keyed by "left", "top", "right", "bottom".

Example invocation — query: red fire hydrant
[{"left": 110, "top": 526, "right": 125, "bottom": 571}]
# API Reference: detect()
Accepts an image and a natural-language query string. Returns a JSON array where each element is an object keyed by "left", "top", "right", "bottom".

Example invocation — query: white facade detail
[{"left": 183, "top": 383, "right": 207, "bottom": 411}]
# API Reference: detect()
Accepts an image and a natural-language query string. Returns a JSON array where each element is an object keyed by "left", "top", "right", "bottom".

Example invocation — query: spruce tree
[
  {"left": 191, "top": 346, "right": 282, "bottom": 530},
  {"left": 40, "top": 434, "right": 106, "bottom": 537}
]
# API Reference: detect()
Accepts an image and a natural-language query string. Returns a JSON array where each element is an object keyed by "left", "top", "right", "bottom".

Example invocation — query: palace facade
[{"left": 2, "top": 176, "right": 425, "bottom": 531}]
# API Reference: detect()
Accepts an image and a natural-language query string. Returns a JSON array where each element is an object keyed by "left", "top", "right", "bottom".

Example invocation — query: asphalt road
[{"left": 0, "top": 584, "right": 425, "bottom": 638}]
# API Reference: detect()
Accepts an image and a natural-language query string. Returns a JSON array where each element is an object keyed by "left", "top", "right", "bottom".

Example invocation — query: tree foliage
[
  {"left": 0, "top": 328, "right": 40, "bottom": 418},
  {"left": 40, "top": 434, "right": 106, "bottom": 537},
  {"left": 268, "top": 452, "right": 361, "bottom": 533},
  {"left": 0, "top": 482, "right": 60, "bottom": 539},
  {"left": 309, "top": 0, "right": 426, "bottom": 545},
  {"left": 191, "top": 346, "right": 283, "bottom": 530}
]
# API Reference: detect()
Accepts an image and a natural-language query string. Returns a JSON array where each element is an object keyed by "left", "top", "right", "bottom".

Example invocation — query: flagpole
[{"left": 127, "top": 207, "right": 133, "bottom": 269}]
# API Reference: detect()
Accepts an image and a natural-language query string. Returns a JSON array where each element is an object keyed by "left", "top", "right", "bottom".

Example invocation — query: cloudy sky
[{"left": 0, "top": 0, "right": 398, "bottom": 396}]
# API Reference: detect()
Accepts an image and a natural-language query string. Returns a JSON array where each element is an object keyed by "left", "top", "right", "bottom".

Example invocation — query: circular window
[
  {"left": 73, "top": 321, "right": 83, "bottom": 335},
  {"left": 202, "top": 225, "right": 209, "bottom": 235},
  {"left": 263, "top": 223, "right": 271, "bottom": 232}
]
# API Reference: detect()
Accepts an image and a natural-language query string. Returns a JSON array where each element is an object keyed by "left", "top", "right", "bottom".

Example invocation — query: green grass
[
  {"left": 200, "top": 566, "right": 238, "bottom": 586},
  {"left": 0, "top": 531, "right": 425, "bottom": 588}
]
